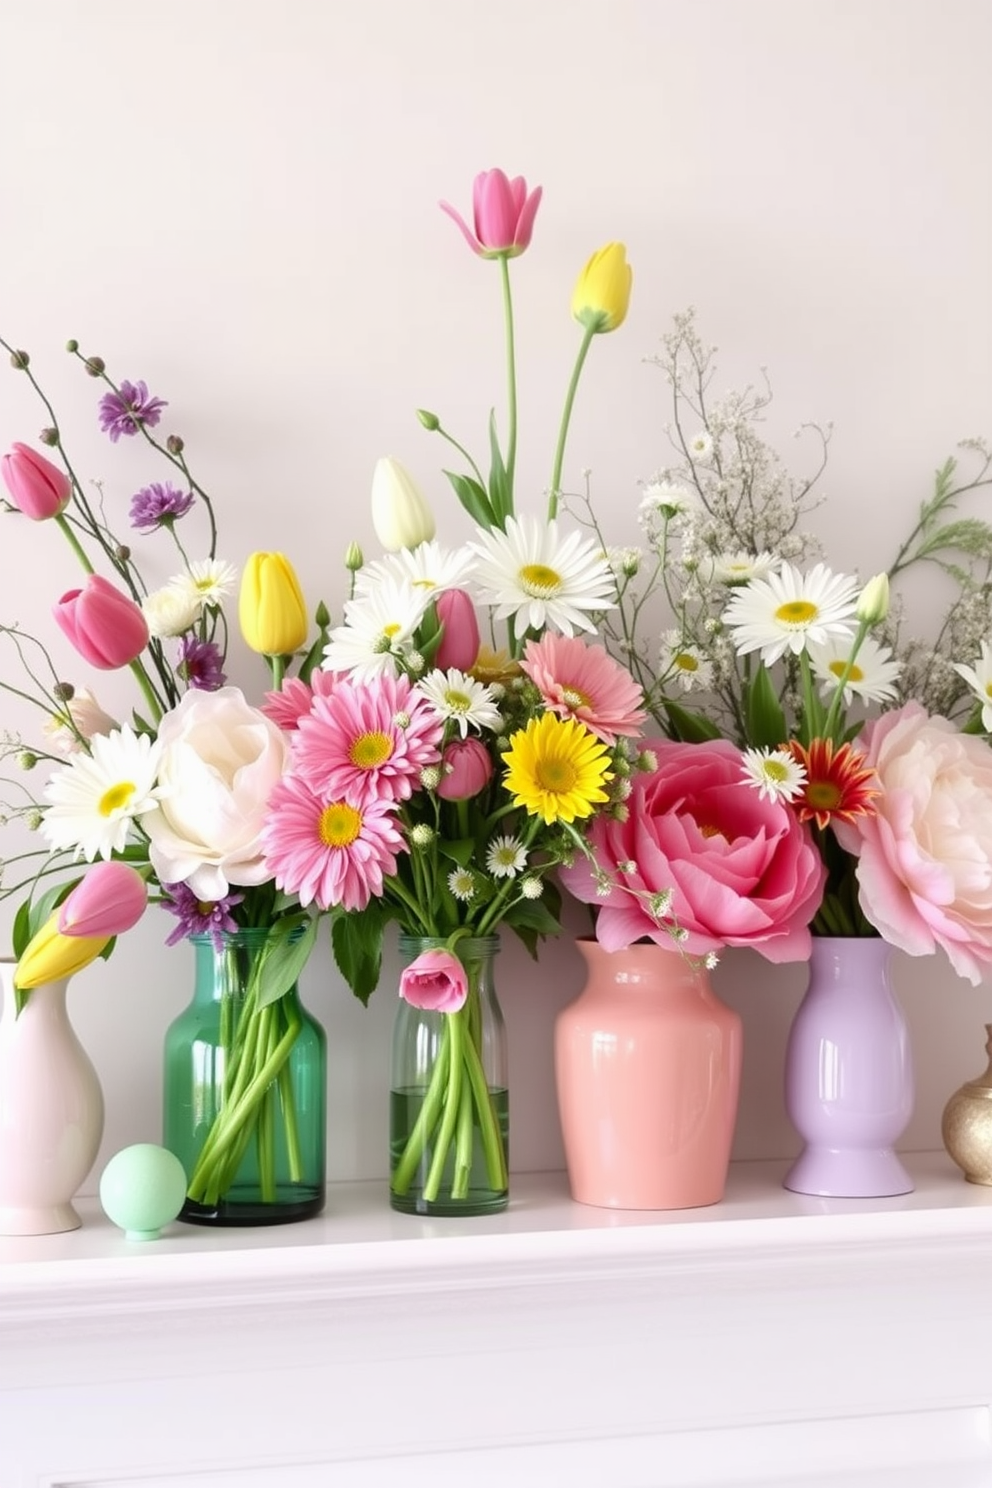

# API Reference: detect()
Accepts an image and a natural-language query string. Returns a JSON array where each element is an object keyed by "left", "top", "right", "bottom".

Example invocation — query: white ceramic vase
[{"left": 0, "top": 958, "right": 105, "bottom": 1234}]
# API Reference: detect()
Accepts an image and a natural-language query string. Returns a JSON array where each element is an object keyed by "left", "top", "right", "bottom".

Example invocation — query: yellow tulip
[
  {"left": 239, "top": 552, "right": 308, "bottom": 656},
  {"left": 571, "top": 242, "right": 633, "bottom": 334},
  {"left": 15, "top": 913, "right": 109, "bottom": 992}
]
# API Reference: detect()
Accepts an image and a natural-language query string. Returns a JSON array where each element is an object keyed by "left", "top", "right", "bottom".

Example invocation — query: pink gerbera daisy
[
  {"left": 262, "top": 669, "right": 338, "bottom": 732},
  {"left": 520, "top": 633, "right": 647, "bottom": 744},
  {"left": 261, "top": 774, "right": 405, "bottom": 911},
  {"left": 290, "top": 672, "right": 442, "bottom": 807}
]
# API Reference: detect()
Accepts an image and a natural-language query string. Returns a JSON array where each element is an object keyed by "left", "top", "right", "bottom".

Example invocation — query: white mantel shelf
[{"left": 3, "top": 1153, "right": 992, "bottom": 1488}]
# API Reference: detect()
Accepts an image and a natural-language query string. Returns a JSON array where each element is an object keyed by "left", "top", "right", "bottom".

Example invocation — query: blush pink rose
[
  {"left": 833, "top": 702, "right": 992, "bottom": 985},
  {"left": 560, "top": 737, "right": 825, "bottom": 960},
  {"left": 399, "top": 950, "right": 468, "bottom": 1013}
]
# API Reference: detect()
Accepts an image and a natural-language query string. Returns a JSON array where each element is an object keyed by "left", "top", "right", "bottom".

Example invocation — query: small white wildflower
[
  {"left": 486, "top": 834, "right": 527, "bottom": 879},
  {"left": 740, "top": 746, "right": 807, "bottom": 804},
  {"left": 420, "top": 764, "right": 442, "bottom": 791},
  {"left": 661, "top": 630, "right": 713, "bottom": 692},
  {"left": 410, "top": 823, "right": 434, "bottom": 847},
  {"left": 617, "top": 859, "right": 637, "bottom": 875},
  {"left": 448, "top": 868, "right": 476, "bottom": 901},
  {"left": 520, "top": 875, "right": 544, "bottom": 899},
  {"left": 711, "top": 551, "right": 777, "bottom": 586},
  {"left": 407, "top": 651, "right": 426, "bottom": 675},
  {"left": 704, "top": 951, "right": 720, "bottom": 971},
  {"left": 671, "top": 924, "right": 690, "bottom": 943},
  {"left": 688, "top": 431, "right": 714, "bottom": 461},
  {"left": 24, "top": 808, "right": 43, "bottom": 831},
  {"left": 649, "top": 888, "right": 674, "bottom": 919},
  {"left": 393, "top": 710, "right": 411, "bottom": 729}
]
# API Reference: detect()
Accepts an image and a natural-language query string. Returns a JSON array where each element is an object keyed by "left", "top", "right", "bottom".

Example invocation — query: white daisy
[
  {"left": 142, "top": 582, "right": 201, "bottom": 638},
  {"left": 954, "top": 641, "right": 992, "bottom": 730},
  {"left": 322, "top": 577, "right": 430, "bottom": 681},
  {"left": 486, "top": 834, "right": 527, "bottom": 878},
  {"left": 638, "top": 480, "right": 693, "bottom": 523},
  {"left": 355, "top": 540, "right": 477, "bottom": 596},
  {"left": 42, "top": 725, "right": 163, "bottom": 861},
  {"left": 722, "top": 561, "right": 859, "bottom": 665},
  {"left": 416, "top": 668, "right": 502, "bottom": 738},
  {"left": 174, "top": 558, "right": 238, "bottom": 610},
  {"left": 469, "top": 514, "right": 615, "bottom": 636},
  {"left": 740, "top": 746, "right": 807, "bottom": 804},
  {"left": 448, "top": 867, "right": 476, "bottom": 901},
  {"left": 660, "top": 630, "right": 712, "bottom": 692},
  {"left": 688, "top": 431, "right": 714, "bottom": 461},
  {"left": 809, "top": 635, "right": 902, "bottom": 705},
  {"left": 711, "top": 550, "right": 778, "bottom": 586}
]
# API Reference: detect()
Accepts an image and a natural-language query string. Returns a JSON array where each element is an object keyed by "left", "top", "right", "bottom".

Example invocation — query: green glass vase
[
  {"left": 389, "top": 934, "right": 509, "bottom": 1216},
  {"left": 163, "top": 929, "right": 326, "bottom": 1225}
]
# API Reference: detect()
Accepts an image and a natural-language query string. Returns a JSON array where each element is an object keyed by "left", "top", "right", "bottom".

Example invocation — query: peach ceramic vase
[
  {"left": 554, "top": 939, "right": 743, "bottom": 1210},
  {"left": 0, "top": 957, "right": 105, "bottom": 1235}
]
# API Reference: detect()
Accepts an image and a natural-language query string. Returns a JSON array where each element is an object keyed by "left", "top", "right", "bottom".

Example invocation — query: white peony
[{"left": 143, "top": 686, "right": 290, "bottom": 899}]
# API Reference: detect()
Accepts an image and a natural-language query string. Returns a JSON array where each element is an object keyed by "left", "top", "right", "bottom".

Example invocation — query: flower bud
[
  {"left": 84, "top": 356, "right": 106, "bottom": 377},
  {"left": 39, "top": 427, "right": 59, "bottom": 447},
  {"left": 115, "top": 543, "right": 131, "bottom": 562},
  {"left": 9, "top": 349, "right": 29, "bottom": 369},
  {"left": 1, "top": 442, "right": 71, "bottom": 520},
  {"left": 16, "top": 750, "right": 37, "bottom": 770},
  {"left": 399, "top": 949, "right": 467, "bottom": 1013},
  {"left": 53, "top": 681, "right": 75, "bottom": 701},
  {"left": 416, "top": 409, "right": 440, "bottom": 432},
  {"left": 65, "top": 339, "right": 79, "bottom": 354},
  {"left": 856, "top": 572, "right": 890, "bottom": 625},
  {"left": 14, "top": 912, "right": 109, "bottom": 992},
  {"left": 53, "top": 574, "right": 149, "bottom": 669},
  {"left": 571, "top": 242, "right": 633, "bottom": 334},
  {"left": 435, "top": 588, "right": 480, "bottom": 671},
  {"left": 238, "top": 551, "right": 308, "bottom": 656},
  {"left": 344, "top": 541, "right": 364, "bottom": 572},
  {"left": 437, "top": 737, "right": 493, "bottom": 801},
  {"left": 370, "top": 457, "right": 436, "bottom": 552},
  {"left": 166, "top": 434, "right": 185, "bottom": 455}
]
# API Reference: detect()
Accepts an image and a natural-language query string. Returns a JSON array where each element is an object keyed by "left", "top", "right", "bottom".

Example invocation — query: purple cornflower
[
  {"left": 176, "top": 636, "right": 227, "bottom": 691},
  {"left": 98, "top": 380, "right": 168, "bottom": 442},
  {"left": 129, "top": 481, "right": 195, "bottom": 531},
  {"left": 161, "top": 882, "right": 244, "bottom": 949}
]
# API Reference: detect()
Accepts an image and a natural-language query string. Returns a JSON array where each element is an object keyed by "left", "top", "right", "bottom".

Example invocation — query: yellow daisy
[{"left": 501, "top": 712, "right": 613, "bottom": 825}]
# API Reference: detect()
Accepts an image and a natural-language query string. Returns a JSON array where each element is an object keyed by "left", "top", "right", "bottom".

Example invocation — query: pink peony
[
  {"left": 560, "top": 737, "right": 825, "bottom": 960},
  {"left": 399, "top": 949, "right": 468, "bottom": 1013},
  {"left": 520, "top": 632, "right": 647, "bottom": 744},
  {"left": 833, "top": 702, "right": 992, "bottom": 984}
]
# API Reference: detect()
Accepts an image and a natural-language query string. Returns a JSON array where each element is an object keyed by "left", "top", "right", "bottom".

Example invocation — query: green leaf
[
  {"left": 444, "top": 469, "right": 495, "bottom": 528},
  {"left": 487, "top": 410, "right": 511, "bottom": 526},
  {"left": 437, "top": 837, "right": 475, "bottom": 868},
  {"left": 663, "top": 699, "right": 723, "bottom": 743},
  {"left": 11, "top": 898, "right": 32, "bottom": 959},
  {"left": 255, "top": 914, "right": 319, "bottom": 1010},
  {"left": 745, "top": 663, "right": 788, "bottom": 749},
  {"left": 331, "top": 905, "right": 388, "bottom": 1006}
]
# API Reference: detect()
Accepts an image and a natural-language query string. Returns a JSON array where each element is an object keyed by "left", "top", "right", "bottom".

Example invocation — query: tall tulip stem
[
  {"left": 548, "top": 325, "right": 596, "bottom": 520},
  {"left": 499, "top": 253, "right": 518, "bottom": 507}
]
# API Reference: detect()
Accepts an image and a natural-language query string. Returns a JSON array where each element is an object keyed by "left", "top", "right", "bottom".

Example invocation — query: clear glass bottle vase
[
  {"left": 389, "top": 934, "right": 508, "bottom": 1216},
  {"left": 163, "top": 928, "right": 326, "bottom": 1225}
]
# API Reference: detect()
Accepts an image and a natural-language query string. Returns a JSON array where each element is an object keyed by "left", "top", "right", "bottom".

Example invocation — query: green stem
[
  {"left": 54, "top": 513, "right": 95, "bottom": 574},
  {"left": 498, "top": 253, "right": 517, "bottom": 505},
  {"left": 548, "top": 325, "right": 596, "bottom": 520},
  {"left": 422, "top": 1010, "right": 464, "bottom": 1202},
  {"left": 461, "top": 1015, "right": 507, "bottom": 1190},
  {"left": 452, "top": 1076, "right": 474, "bottom": 1200},
  {"left": 278, "top": 1056, "right": 303, "bottom": 1183},
  {"left": 390, "top": 1026, "right": 451, "bottom": 1196}
]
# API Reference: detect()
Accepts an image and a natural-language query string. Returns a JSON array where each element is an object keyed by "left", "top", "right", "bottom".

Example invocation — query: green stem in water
[
  {"left": 461, "top": 1014, "right": 508, "bottom": 1190},
  {"left": 422, "top": 1010, "right": 464, "bottom": 1202},
  {"left": 547, "top": 325, "right": 596, "bottom": 520},
  {"left": 390, "top": 1026, "right": 451, "bottom": 1196},
  {"left": 498, "top": 253, "right": 518, "bottom": 504}
]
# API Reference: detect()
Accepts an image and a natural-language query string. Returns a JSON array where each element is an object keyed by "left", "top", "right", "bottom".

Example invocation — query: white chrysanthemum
[
  {"left": 448, "top": 867, "right": 476, "bottom": 901},
  {"left": 469, "top": 514, "right": 615, "bottom": 636},
  {"left": 661, "top": 630, "right": 712, "bottom": 692},
  {"left": 42, "top": 725, "right": 163, "bottom": 861},
  {"left": 740, "top": 746, "right": 807, "bottom": 804},
  {"left": 142, "top": 583, "right": 201, "bottom": 638},
  {"left": 174, "top": 558, "right": 238, "bottom": 610},
  {"left": 638, "top": 481, "right": 693, "bottom": 522},
  {"left": 416, "top": 668, "right": 502, "bottom": 738},
  {"left": 809, "top": 634, "right": 902, "bottom": 705},
  {"left": 323, "top": 577, "right": 430, "bottom": 681},
  {"left": 606, "top": 545, "right": 642, "bottom": 578},
  {"left": 355, "top": 540, "right": 477, "bottom": 596},
  {"left": 486, "top": 834, "right": 527, "bottom": 879},
  {"left": 954, "top": 641, "right": 992, "bottom": 731},
  {"left": 688, "top": 431, "right": 714, "bottom": 461},
  {"left": 722, "top": 561, "right": 859, "bottom": 665},
  {"left": 711, "top": 551, "right": 778, "bottom": 586}
]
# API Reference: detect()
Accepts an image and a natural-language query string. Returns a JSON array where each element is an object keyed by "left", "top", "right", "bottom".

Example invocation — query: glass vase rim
[
  {"left": 398, "top": 933, "right": 501, "bottom": 955},
  {"left": 188, "top": 926, "right": 293, "bottom": 947}
]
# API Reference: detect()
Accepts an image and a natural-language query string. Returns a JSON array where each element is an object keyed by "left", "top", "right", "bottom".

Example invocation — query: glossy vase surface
[
  {"left": 941, "top": 1024, "right": 992, "bottom": 1185},
  {"left": 0, "top": 959, "right": 104, "bottom": 1235},
  {"left": 783, "top": 936, "right": 914, "bottom": 1198},
  {"left": 163, "top": 930, "right": 326, "bottom": 1226},
  {"left": 555, "top": 939, "right": 743, "bottom": 1210},
  {"left": 390, "top": 935, "right": 508, "bottom": 1216}
]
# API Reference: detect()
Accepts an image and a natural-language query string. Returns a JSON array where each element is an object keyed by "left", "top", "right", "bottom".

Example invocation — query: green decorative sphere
[{"left": 99, "top": 1144, "right": 188, "bottom": 1241}]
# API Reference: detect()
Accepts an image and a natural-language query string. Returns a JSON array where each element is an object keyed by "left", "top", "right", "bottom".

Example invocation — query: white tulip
[{"left": 370, "top": 457, "right": 436, "bottom": 552}]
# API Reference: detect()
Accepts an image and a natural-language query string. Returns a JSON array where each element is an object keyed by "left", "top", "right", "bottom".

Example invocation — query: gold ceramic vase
[{"left": 942, "top": 1025, "right": 992, "bottom": 1184}]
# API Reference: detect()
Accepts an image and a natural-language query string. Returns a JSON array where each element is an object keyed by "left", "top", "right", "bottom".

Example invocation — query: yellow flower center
[
  {"left": 775, "top": 599, "right": 818, "bottom": 625},
  {"left": 98, "top": 781, "right": 136, "bottom": 816},
  {"left": 444, "top": 688, "right": 472, "bottom": 713},
  {"left": 561, "top": 686, "right": 591, "bottom": 709},
  {"left": 985, "top": 682, "right": 992, "bottom": 700},
  {"left": 194, "top": 577, "right": 215, "bottom": 593},
  {"left": 349, "top": 730, "right": 393, "bottom": 769},
  {"left": 519, "top": 563, "right": 562, "bottom": 598},
  {"left": 318, "top": 802, "right": 362, "bottom": 848},
  {"left": 763, "top": 758, "right": 790, "bottom": 783},
  {"left": 828, "top": 660, "right": 863, "bottom": 682},
  {"left": 806, "top": 781, "right": 842, "bottom": 811},
  {"left": 536, "top": 757, "right": 579, "bottom": 794},
  {"left": 674, "top": 651, "right": 699, "bottom": 673}
]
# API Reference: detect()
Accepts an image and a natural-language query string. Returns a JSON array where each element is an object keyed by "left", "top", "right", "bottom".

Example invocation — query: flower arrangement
[{"left": 561, "top": 308, "right": 992, "bottom": 983}]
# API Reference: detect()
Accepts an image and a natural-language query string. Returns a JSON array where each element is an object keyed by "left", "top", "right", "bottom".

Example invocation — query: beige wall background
[{"left": 1, "top": 0, "right": 990, "bottom": 1184}]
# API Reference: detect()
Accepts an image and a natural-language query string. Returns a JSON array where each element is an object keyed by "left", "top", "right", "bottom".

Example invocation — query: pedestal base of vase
[
  {"left": 783, "top": 1145, "right": 913, "bottom": 1199},
  {"left": 0, "top": 1200, "right": 82, "bottom": 1236}
]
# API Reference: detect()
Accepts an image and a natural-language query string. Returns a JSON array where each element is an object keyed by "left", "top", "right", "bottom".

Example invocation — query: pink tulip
[
  {"left": 399, "top": 949, "right": 468, "bottom": 1013},
  {"left": 2, "top": 442, "right": 71, "bottom": 520},
  {"left": 435, "top": 588, "right": 480, "bottom": 671},
  {"left": 439, "top": 168, "right": 543, "bottom": 259},
  {"left": 58, "top": 861, "right": 148, "bottom": 939},
  {"left": 437, "top": 737, "right": 493, "bottom": 801},
  {"left": 54, "top": 574, "right": 149, "bottom": 670}
]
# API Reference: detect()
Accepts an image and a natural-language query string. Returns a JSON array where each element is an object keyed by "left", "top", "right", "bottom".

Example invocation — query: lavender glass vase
[{"left": 783, "top": 936, "right": 914, "bottom": 1198}]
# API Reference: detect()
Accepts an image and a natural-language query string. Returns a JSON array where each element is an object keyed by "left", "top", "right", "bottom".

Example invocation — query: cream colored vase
[{"left": 0, "top": 958, "right": 105, "bottom": 1234}]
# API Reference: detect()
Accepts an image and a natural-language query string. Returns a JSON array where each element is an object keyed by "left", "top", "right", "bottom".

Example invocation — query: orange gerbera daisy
[{"left": 787, "top": 737, "right": 880, "bottom": 829}]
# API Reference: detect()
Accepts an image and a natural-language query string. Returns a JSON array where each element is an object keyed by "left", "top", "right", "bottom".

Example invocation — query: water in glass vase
[{"left": 389, "top": 1085, "right": 510, "bottom": 1216}]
